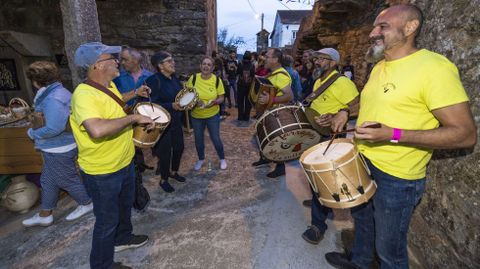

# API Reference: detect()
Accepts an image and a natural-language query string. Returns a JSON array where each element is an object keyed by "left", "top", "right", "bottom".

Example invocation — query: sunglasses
[{"left": 96, "top": 57, "right": 119, "bottom": 63}]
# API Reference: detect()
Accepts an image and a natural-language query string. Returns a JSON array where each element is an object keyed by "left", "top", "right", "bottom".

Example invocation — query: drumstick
[
  {"left": 323, "top": 133, "right": 337, "bottom": 155},
  {"left": 142, "top": 82, "right": 154, "bottom": 112},
  {"left": 331, "top": 123, "right": 382, "bottom": 135}
]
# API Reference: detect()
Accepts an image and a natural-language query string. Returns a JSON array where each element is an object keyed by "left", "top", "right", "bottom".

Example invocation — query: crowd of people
[{"left": 18, "top": 3, "right": 477, "bottom": 269}]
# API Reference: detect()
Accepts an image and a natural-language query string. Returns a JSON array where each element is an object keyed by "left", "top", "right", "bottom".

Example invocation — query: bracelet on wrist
[{"left": 390, "top": 128, "right": 402, "bottom": 143}]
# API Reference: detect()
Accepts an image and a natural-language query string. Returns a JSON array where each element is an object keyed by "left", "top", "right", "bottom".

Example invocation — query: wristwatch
[{"left": 338, "top": 108, "right": 350, "bottom": 117}]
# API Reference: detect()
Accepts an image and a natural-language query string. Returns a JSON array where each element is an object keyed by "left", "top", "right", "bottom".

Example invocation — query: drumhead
[
  {"left": 179, "top": 92, "right": 195, "bottom": 106},
  {"left": 303, "top": 142, "right": 353, "bottom": 164},
  {"left": 137, "top": 104, "right": 169, "bottom": 123}
]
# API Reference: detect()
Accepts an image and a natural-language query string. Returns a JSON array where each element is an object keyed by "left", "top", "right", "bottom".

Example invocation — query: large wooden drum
[
  {"left": 133, "top": 102, "right": 170, "bottom": 148},
  {"left": 300, "top": 138, "right": 376, "bottom": 209},
  {"left": 256, "top": 105, "right": 321, "bottom": 162}
]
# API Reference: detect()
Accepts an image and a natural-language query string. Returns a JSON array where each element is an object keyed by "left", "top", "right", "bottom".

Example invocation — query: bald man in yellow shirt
[{"left": 325, "top": 5, "right": 477, "bottom": 269}]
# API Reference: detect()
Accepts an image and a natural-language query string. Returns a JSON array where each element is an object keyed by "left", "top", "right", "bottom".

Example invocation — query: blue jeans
[
  {"left": 350, "top": 158, "right": 426, "bottom": 269},
  {"left": 228, "top": 78, "right": 237, "bottom": 105},
  {"left": 191, "top": 114, "right": 225, "bottom": 160},
  {"left": 81, "top": 162, "right": 135, "bottom": 269}
]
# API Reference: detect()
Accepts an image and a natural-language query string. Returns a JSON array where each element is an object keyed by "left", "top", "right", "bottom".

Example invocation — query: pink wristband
[{"left": 391, "top": 128, "right": 402, "bottom": 143}]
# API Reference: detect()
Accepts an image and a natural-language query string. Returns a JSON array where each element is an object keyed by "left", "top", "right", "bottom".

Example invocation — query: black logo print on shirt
[{"left": 382, "top": 83, "right": 396, "bottom": 93}]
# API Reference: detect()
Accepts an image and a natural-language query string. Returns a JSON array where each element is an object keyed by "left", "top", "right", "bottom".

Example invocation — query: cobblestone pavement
[{"left": 0, "top": 108, "right": 353, "bottom": 269}]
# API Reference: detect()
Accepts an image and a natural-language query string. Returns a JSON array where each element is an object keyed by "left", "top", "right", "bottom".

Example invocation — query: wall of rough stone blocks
[{"left": 294, "top": 0, "right": 479, "bottom": 267}]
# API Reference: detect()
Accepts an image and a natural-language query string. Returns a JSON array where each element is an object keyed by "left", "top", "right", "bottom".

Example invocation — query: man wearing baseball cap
[
  {"left": 301, "top": 47, "right": 360, "bottom": 245},
  {"left": 70, "top": 42, "right": 153, "bottom": 269}
]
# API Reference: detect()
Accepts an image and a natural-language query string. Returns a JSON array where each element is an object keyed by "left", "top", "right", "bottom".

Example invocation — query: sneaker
[
  {"left": 252, "top": 158, "right": 269, "bottom": 167},
  {"left": 220, "top": 159, "right": 227, "bottom": 170},
  {"left": 65, "top": 203, "right": 93, "bottom": 221},
  {"left": 22, "top": 213, "right": 53, "bottom": 227},
  {"left": 114, "top": 234, "right": 149, "bottom": 253},
  {"left": 170, "top": 173, "right": 186, "bottom": 183},
  {"left": 302, "top": 199, "right": 312, "bottom": 207},
  {"left": 325, "top": 252, "right": 360, "bottom": 269},
  {"left": 266, "top": 168, "right": 285, "bottom": 178},
  {"left": 159, "top": 179, "right": 175, "bottom": 193},
  {"left": 112, "top": 262, "right": 132, "bottom": 269},
  {"left": 302, "top": 226, "right": 324, "bottom": 245},
  {"left": 194, "top": 160, "right": 204, "bottom": 171}
]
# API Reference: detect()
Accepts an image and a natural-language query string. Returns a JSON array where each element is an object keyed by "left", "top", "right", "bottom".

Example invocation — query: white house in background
[{"left": 270, "top": 10, "right": 312, "bottom": 48}]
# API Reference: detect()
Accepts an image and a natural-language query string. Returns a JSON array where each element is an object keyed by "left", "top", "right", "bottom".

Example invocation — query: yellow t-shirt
[
  {"left": 356, "top": 49, "right": 469, "bottom": 179},
  {"left": 268, "top": 67, "right": 291, "bottom": 98},
  {"left": 310, "top": 70, "right": 359, "bottom": 114},
  {"left": 186, "top": 73, "right": 225, "bottom": 119},
  {"left": 70, "top": 82, "right": 135, "bottom": 175}
]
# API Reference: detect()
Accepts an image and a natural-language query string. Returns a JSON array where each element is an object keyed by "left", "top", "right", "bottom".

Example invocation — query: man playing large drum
[
  {"left": 325, "top": 4, "right": 477, "bottom": 269},
  {"left": 300, "top": 48, "right": 360, "bottom": 245},
  {"left": 71, "top": 42, "right": 154, "bottom": 269},
  {"left": 252, "top": 48, "right": 294, "bottom": 178}
]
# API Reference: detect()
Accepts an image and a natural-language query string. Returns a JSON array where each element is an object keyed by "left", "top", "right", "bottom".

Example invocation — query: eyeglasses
[
  {"left": 162, "top": 58, "right": 174, "bottom": 64},
  {"left": 316, "top": 57, "right": 332, "bottom": 62},
  {"left": 96, "top": 57, "right": 119, "bottom": 63}
]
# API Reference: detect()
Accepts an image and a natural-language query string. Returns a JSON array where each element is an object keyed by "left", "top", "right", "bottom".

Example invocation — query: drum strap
[
  {"left": 303, "top": 73, "right": 342, "bottom": 106},
  {"left": 83, "top": 79, "right": 131, "bottom": 114},
  {"left": 192, "top": 73, "right": 220, "bottom": 89}
]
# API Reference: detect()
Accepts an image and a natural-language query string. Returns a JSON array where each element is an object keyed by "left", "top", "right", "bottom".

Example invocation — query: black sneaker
[
  {"left": 325, "top": 252, "right": 360, "bottom": 269},
  {"left": 114, "top": 234, "right": 149, "bottom": 253},
  {"left": 112, "top": 262, "right": 132, "bottom": 269},
  {"left": 170, "top": 173, "right": 186, "bottom": 183},
  {"left": 301, "top": 226, "right": 324, "bottom": 245},
  {"left": 159, "top": 179, "right": 175, "bottom": 193},
  {"left": 252, "top": 159, "right": 269, "bottom": 167},
  {"left": 302, "top": 199, "right": 312, "bottom": 207},
  {"left": 266, "top": 168, "right": 285, "bottom": 178}
]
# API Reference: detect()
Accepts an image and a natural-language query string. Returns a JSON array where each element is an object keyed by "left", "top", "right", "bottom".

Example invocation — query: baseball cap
[
  {"left": 74, "top": 42, "right": 121, "bottom": 68},
  {"left": 315, "top": 48, "right": 340, "bottom": 63}
]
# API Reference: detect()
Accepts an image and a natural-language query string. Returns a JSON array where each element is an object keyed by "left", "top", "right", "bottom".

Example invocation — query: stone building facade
[
  {"left": 0, "top": 0, "right": 216, "bottom": 98},
  {"left": 293, "top": 0, "right": 479, "bottom": 268}
]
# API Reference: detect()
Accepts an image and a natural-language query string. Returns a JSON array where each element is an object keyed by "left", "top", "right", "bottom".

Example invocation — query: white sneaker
[
  {"left": 194, "top": 160, "right": 204, "bottom": 171},
  {"left": 65, "top": 203, "right": 93, "bottom": 221},
  {"left": 220, "top": 159, "right": 227, "bottom": 170},
  {"left": 22, "top": 213, "right": 53, "bottom": 227}
]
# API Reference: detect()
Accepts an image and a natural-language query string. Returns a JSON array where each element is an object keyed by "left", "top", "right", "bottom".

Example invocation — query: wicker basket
[{"left": 9, "top": 98, "right": 31, "bottom": 119}]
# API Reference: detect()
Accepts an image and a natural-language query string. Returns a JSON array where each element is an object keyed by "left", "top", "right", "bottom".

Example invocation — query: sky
[{"left": 217, "top": 0, "right": 314, "bottom": 53}]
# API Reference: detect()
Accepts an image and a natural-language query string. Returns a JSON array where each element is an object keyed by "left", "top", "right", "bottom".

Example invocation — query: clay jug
[{"left": 1, "top": 175, "right": 39, "bottom": 213}]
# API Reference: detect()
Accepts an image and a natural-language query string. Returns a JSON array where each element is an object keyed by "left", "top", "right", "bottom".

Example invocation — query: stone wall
[
  {"left": 294, "top": 0, "right": 479, "bottom": 268},
  {"left": 0, "top": 0, "right": 214, "bottom": 88}
]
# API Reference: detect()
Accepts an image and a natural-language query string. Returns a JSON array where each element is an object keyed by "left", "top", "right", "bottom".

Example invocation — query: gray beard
[{"left": 365, "top": 43, "right": 385, "bottom": 63}]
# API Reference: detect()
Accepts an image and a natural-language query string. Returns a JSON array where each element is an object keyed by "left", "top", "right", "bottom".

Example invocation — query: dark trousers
[
  {"left": 237, "top": 85, "right": 251, "bottom": 121},
  {"left": 153, "top": 125, "right": 184, "bottom": 180},
  {"left": 310, "top": 187, "right": 332, "bottom": 232},
  {"left": 82, "top": 162, "right": 135, "bottom": 269}
]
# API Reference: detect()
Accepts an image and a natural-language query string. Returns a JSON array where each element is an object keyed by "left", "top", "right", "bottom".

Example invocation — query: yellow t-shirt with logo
[
  {"left": 310, "top": 70, "right": 359, "bottom": 114},
  {"left": 70, "top": 82, "right": 135, "bottom": 175},
  {"left": 356, "top": 49, "right": 469, "bottom": 179},
  {"left": 186, "top": 73, "right": 225, "bottom": 119},
  {"left": 268, "top": 67, "right": 291, "bottom": 98}
]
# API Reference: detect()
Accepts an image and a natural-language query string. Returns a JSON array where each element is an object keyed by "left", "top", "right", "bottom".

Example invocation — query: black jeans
[
  {"left": 153, "top": 125, "right": 184, "bottom": 180},
  {"left": 237, "top": 85, "right": 251, "bottom": 121}
]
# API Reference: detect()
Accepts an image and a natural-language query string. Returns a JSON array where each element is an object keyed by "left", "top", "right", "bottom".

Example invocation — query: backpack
[{"left": 239, "top": 63, "right": 254, "bottom": 85}]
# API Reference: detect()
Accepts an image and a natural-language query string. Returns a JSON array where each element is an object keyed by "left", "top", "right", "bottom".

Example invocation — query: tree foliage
[{"left": 217, "top": 28, "right": 246, "bottom": 53}]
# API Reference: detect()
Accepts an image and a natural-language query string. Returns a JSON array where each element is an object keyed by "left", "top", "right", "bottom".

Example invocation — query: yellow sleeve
[
  {"left": 71, "top": 90, "right": 103, "bottom": 129},
  {"left": 423, "top": 61, "right": 469, "bottom": 110},
  {"left": 330, "top": 78, "right": 359, "bottom": 105},
  {"left": 186, "top": 74, "right": 195, "bottom": 88}
]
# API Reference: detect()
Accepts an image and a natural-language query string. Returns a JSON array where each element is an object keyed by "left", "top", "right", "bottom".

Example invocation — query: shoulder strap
[
  {"left": 304, "top": 73, "right": 342, "bottom": 105},
  {"left": 215, "top": 75, "right": 219, "bottom": 89},
  {"left": 83, "top": 79, "right": 129, "bottom": 113},
  {"left": 192, "top": 73, "right": 197, "bottom": 86}
]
